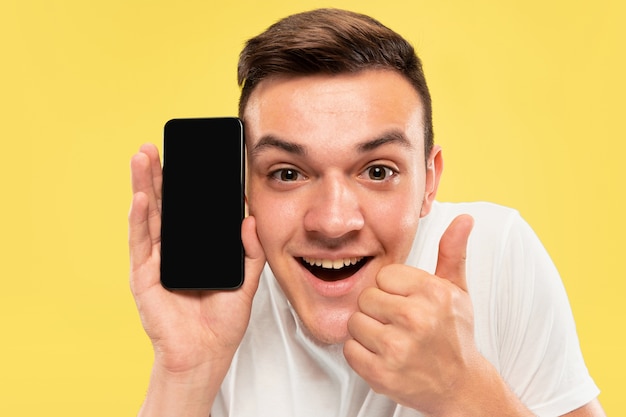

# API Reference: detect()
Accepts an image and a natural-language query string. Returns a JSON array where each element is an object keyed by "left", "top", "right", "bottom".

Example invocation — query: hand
[
  {"left": 128, "top": 143, "right": 266, "bottom": 377},
  {"left": 344, "top": 214, "right": 481, "bottom": 416}
]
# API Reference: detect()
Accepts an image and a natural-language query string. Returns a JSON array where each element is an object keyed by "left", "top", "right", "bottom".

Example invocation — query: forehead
[{"left": 242, "top": 69, "right": 425, "bottom": 152}]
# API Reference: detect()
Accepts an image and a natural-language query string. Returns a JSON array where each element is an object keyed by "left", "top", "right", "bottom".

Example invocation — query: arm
[
  {"left": 128, "top": 144, "right": 266, "bottom": 416},
  {"left": 344, "top": 215, "right": 605, "bottom": 416}
]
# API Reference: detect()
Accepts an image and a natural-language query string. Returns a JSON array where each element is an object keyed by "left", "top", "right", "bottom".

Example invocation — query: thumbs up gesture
[{"left": 344, "top": 214, "right": 484, "bottom": 415}]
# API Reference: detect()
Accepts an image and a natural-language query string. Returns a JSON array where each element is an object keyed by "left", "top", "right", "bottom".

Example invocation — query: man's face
[{"left": 243, "top": 69, "right": 441, "bottom": 344}]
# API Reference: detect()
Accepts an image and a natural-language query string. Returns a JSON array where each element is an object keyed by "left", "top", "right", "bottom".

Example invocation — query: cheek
[
  {"left": 366, "top": 185, "right": 423, "bottom": 249},
  {"left": 370, "top": 202, "right": 420, "bottom": 238},
  {"left": 248, "top": 190, "right": 302, "bottom": 249}
]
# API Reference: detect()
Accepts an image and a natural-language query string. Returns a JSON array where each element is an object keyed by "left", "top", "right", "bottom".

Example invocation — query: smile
[
  {"left": 302, "top": 256, "right": 364, "bottom": 269},
  {"left": 300, "top": 256, "right": 369, "bottom": 281}
]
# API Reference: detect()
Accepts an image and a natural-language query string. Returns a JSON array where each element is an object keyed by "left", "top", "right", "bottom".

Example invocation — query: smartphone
[{"left": 160, "top": 117, "right": 245, "bottom": 290}]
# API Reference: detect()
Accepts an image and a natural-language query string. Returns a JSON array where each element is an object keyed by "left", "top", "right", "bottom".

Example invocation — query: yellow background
[{"left": 2, "top": 0, "right": 623, "bottom": 415}]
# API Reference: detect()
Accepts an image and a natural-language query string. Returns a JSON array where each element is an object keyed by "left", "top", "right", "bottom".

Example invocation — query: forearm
[{"left": 137, "top": 361, "right": 223, "bottom": 417}]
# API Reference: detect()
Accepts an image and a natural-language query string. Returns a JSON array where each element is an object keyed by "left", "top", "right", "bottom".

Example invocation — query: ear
[{"left": 420, "top": 144, "right": 443, "bottom": 218}]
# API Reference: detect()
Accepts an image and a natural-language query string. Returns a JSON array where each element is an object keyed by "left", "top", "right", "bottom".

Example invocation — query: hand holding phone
[{"left": 160, "top": 117, "right": 245, "bottom": 290}]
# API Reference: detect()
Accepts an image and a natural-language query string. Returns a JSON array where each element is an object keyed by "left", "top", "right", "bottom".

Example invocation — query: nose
[{"left": 303, "top": 174, "right": 365, "bottom": 238}]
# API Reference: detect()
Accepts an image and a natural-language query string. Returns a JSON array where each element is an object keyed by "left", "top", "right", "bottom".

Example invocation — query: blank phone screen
[{"left": 160, "top": 117, "right": 244, "bottom": 290}]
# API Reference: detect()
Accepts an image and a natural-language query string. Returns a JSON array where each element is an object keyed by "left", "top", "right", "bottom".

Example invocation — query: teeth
[{"left": 302, "top": 257, "right": 363, "bottom": 270}]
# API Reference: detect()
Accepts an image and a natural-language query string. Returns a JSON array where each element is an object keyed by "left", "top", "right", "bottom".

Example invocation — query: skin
[
  {"left": 243, "top": 70, "right": 438, "bottom": 344},
  {"left": 128, "top": 69, "right": 605, "bottom": 416}
]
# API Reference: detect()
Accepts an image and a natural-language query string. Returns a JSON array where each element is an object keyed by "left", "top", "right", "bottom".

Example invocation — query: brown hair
[{"left": 237, "top": 8, "right": 434, "bottom": 157}]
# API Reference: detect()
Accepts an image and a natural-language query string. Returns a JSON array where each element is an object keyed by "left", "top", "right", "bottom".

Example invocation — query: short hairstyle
[{"left": 237, "top": 8, "right": 434, "bottom": 158}]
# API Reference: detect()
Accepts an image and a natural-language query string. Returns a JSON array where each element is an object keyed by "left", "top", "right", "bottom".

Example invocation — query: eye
[
  {"left": 270, "top": 168, "right": 305, "bottom": 182},
  {"left": 363, "top": 165, "right": 397, "bottom": 181}
]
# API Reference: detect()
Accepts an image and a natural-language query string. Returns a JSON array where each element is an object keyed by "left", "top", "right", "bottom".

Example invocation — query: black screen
[{"left": 160, "top": 117, "right": 244, "bottom": 289}]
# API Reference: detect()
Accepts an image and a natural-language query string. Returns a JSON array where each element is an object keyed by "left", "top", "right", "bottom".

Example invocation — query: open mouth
[{"left": 300, "top": 256, "right": 370, "bottom": 282}]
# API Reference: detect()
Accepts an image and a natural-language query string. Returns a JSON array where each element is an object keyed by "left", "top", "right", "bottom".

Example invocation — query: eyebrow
[
  {"left": 249, "top": 129, "right": 415, "bottom": 158},
  {"left": 357, "top": 130, "right": 414, "bottom": 152},
  {"left": 250, "top": 134, "right": 306, "bottom": 158}
]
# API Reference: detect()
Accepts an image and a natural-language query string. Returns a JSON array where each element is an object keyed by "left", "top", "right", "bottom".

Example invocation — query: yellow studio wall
[{"left": 1, "top": 0, "right": 623, "bottom": 415}]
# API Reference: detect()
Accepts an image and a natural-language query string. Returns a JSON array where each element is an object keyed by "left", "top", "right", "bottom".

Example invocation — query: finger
[
  {"left": 128, "top": 192, "right": 160, "bottom": 296},
  {"left": 346, "top": 310, "right": 386, "bottom": 354},
  {"left": 128, "top": 191, "right": 151, "bottom": 267},
  {"left": 138, "top": 143, "right": 163, "bottom": 205},
  {"left": 240, "top": 215, "right": 266, "bottom": 296},
  {"left": 131, "top": 150, "right": 149, "bottom": 192},
  {"left": 357, "top": 286, "right": 405, "bottom": 325},
  {"left": 343, "top": 337, "right": 378, "bottom": 380},
  {"left": 131, "top": 146, "right": 160, "bottom": 202},
  {"left": 374, "top": 263, "right": 431, "bottom": 297},
  {"left": 128, "top": 148, "right": 162, "bottom": 296},
  {"left": 131, "top": 148, "right": 162, "bottom": 245},
  {"left": 434, "top": 214, "right": 474, "bottom": 292}
]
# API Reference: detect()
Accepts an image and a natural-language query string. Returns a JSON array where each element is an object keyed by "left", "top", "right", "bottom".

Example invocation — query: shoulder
[
  {"left": 416, "top": 201, "right": 526, "bottom": 252},
  {"left": 409, "top": 201, "right": 542, "bottom": 276},
  {"left": 426, "top": 200, "right": 521, "bottom": 227}
]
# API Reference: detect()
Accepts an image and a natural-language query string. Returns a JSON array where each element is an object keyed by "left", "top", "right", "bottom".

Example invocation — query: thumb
[
  {"left": 434, "top": 214, "right": 474, "bottom": 292},
  {"left": 240, "top": 215, "right": 266, "bottom": 296}
]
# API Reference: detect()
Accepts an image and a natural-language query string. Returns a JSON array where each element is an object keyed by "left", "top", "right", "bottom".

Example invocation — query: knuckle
[{"left": 379, "top": 333, "right": 411, "bottom": 370}]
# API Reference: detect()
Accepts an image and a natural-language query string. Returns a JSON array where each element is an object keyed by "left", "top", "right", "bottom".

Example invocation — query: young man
[{"left": 128, "top": 8, "right": 605, "bottom": 417}]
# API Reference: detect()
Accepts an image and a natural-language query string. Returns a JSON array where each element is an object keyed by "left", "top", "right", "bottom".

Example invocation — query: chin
[
  {"left": 311, "top": 329, "right": 350, "bottom": 346},
  {"left": 299, "top": 310, "right": 353, "bottom": 346}
]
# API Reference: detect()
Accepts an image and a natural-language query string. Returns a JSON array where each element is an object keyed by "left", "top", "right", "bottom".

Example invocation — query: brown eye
[
  {"left": 271, "top": 168, "right": 303, "bottom": 182},
  {"left": 366, "top": 165, "right": 395, "bottom": 181}
]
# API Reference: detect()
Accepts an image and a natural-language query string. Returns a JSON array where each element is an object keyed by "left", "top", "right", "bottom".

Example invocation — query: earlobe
[{"left": 420, "top": 145, "right": 443, "bottom": 217}]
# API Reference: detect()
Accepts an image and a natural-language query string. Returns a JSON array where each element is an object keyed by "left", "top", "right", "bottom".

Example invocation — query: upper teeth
[{"left": 302, "top": 257, "right": 363, "bottom": 269}]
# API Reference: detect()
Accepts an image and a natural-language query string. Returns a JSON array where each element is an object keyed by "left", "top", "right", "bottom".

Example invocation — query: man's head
[
  {"left": 238, "top": 8, "right": 434, "bottom": 159},
  {"left": 238, "top": 9, "right": 442, "bottom": 344}
]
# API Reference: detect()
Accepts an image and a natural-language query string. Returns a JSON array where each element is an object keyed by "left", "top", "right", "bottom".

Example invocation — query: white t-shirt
[{"left": 213, "top": 201, "right": 599, "bottom": 417}]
